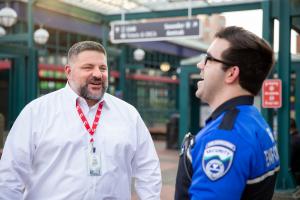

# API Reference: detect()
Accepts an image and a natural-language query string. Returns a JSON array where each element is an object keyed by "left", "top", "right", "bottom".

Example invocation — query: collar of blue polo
[{"left": 206, "top": 95, "right": 254, "bottom": 124}]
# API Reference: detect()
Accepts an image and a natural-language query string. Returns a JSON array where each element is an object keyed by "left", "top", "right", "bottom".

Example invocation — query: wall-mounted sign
[
  {"left": 262, "top": 79, "right": 282, "bottom": 108},
  {"left": 110, "top": 18, "right": 201, "bottom": 43}
]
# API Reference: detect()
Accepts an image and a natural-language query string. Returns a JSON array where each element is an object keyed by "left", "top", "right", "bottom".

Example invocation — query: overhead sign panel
[{"left": 110, "top": 18, "right": 201, "bottom": 43}]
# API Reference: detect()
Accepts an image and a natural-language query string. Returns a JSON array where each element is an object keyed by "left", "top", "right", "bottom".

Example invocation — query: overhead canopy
[{"left": 58, "top": 0, "right": 262, "bottom": 15}]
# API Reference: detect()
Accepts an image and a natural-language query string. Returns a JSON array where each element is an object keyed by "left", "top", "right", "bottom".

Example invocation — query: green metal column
[
  {"left": 8, "top": 57, "right": 26, "bottom": 127},
  {"left": 66, "top": 33, "right": 71, "bottom": 49},
  {"left": 1, "top": 0, "right": 38, "bottom": 129},
  {"left": 119, "top": 45, "right": 126, "bottom": 99},
  {"left": 179, "top": 67, "right": 190, "bottom": 145},
  {"left": 101, "top": 25, "right": 108, "bottom": 49},
  {"left": 179, "top": 66, "right": 198, "bottom": 146},
  {"left": 55, "top": 30, "right": 60, "bottom": 64},
  {"left": 276, "top": 0, "right": 295, "bottom": 189},
  {"left": 27, "top": 48, "right": 38, "bottom": 101},
  {"left": 261, "top": 0, "right": 274, "bottom": 127},
  {"left": 27, "top": 0, "right": 35, "bottom": 48},
  {"left": 27, "top": 0, "right": 38, "bottom": 102},
  {"left": 101, "top": 25, "right": 110, "bottom": 91},
  {"left": 8, "top": 59, "right": 16, "bottom": 128}
]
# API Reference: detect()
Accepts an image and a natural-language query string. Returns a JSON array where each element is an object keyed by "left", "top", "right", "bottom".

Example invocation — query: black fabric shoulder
[{"left": 218, "top": 108, "right": 240, "bottom": 130}]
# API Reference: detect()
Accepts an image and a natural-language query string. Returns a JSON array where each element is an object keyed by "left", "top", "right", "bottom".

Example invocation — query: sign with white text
[
  {"left": 262, "top": 79, "right": 282, "bottom": 108},
  {"left": 110, "top": 18, "right": 201, "bottom": 43}
]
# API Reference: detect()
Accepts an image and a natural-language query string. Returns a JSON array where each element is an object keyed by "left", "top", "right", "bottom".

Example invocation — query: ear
[
  {"left": 65, "top": 64, "right": 72, "bottom": 79},
  {"left": 225, "top": 66, "right": 239, "bottom": 84}
]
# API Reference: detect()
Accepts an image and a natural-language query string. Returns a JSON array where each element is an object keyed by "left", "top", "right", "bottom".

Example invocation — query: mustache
[{"left": 87, "top": 77, "right": 102, "bottom": 84}]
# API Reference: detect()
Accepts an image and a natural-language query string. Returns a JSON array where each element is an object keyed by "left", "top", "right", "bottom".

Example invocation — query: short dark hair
[
  {"left": 215, "top": 26, "right": 274, "bottom": 95},
  {"left": 67, "top": 41, "right": 106, "bottom": 63}
]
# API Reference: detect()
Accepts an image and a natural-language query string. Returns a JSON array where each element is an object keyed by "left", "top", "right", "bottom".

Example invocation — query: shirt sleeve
[
  {"left": 0, "top": 105, "right": 34, "bottom": 199},
  {"left": 132, "top": 114, "right": 162, "bottom": 200},
  {"left": 189, "top": 130, "right": 251, "bottom": 200}
]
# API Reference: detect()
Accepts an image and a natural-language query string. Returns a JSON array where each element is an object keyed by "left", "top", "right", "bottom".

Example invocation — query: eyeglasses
[{"left": 199, "top": 53, "right": 234, "bottom": 66}]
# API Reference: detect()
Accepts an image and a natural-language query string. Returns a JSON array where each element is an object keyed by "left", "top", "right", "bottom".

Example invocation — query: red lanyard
[{"left": 76, "top": 100, "right": 104, "bottom": 143}]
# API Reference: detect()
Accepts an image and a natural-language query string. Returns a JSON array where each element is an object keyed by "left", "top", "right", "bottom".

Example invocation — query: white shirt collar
[{"left": 63, "top": 82, "right": 109, "bottom": 110}]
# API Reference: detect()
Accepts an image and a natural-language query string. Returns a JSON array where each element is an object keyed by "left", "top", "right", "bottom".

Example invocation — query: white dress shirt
[{"left": 0, "top": 84, "right": 161, "bottom": 200}]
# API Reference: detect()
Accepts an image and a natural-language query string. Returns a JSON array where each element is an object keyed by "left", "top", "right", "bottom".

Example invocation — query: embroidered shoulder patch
[{"left": 202, "top": 140, "right": 236, "bottom": 181}]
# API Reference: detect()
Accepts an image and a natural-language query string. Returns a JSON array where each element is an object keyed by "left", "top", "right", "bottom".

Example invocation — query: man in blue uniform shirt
[{"left": 175, "top": 26, "right": 280, "bottom": 200}]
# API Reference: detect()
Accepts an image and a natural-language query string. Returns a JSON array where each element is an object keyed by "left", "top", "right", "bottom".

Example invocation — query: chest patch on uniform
[{"left": 202, "top": 140, "right": 236, "bottom": 181}]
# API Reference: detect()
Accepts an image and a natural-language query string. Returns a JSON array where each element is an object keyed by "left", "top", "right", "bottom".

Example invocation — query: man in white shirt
[{"left": 0, "top": 41, "right": 162, "bottom": 200}]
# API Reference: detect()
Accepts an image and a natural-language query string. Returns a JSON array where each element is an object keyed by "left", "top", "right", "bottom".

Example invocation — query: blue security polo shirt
[{"left": 175, "top": 96, "right": 280, "bottom": 200}]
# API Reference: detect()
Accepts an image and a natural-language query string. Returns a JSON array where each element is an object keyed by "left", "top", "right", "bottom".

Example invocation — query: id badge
[{"left": 88, "top": 147, "right": 101, "bottom": 176}]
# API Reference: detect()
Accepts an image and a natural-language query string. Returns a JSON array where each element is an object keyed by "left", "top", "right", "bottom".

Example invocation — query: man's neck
[
  {"left": 210, "top": 90, "right": 252, "bottom": 112},
  {"left": 85, "top": 99, "right": 99, "bottom": 107}
]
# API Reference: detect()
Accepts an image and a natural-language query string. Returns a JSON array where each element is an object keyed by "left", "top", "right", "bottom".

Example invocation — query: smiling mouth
[
  {"left": 89, "top": 82, "right": 101, "bottom": 85},
  {"left": 89, "top": 83, "right": 102, "bottom": 89}
]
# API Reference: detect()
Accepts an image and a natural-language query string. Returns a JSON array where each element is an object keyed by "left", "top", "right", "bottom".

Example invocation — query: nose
[
  {"left": 197, "top": 61, "right": 205, "bottom": 70},
  {"left": 92, "top": 67, "right": 102, "bottom": 78}
]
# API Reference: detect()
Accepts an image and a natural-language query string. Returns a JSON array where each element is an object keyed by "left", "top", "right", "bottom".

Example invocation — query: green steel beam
[
  {"left": 35, "top": 0, "right": 105, "bottom": 24},
  {"left": 272, "top": 0, "right": 300, "bottom": 18},
  {"left": 27, "top": 48, "right": 38, "bottom": 102},
  {"left": 271, "top": 0, "right": 278, "bottom": 18},
  {"left": 4, "top": 47, "right": 38, "bottom": 127},
  {"left": 16, "top": 58, "right": 26, "bottom": 109},
  {"left": 1, "top": 0, "right": 39, "bottom": 128},
  {"left": 101, "top": 25, "right": 110, "bottom": 92},
  {"left": 2, "top": 48, "right": 38, "bottom": 127},
  {"left": 0, "top": 53, "right": 17, "bottom": 59},
  {"left": 8, "top": 57, "right": 26, "bottom": 127},
  {"left": 0, "top": 33, "right": 28, "bottom": 43},
  {"left": 125, "top": 64, "right": 144, "bottom": 69},
  {"left": 28, "top": 0, "right": 35, "bottom": 48},
  {"left": 66, "top": 32, "right": 71, "bottom": 49},
  {"left": 55, "top": 30, "right": 60, "bottom": 64},
  {"left": 102, "top": 25, "right": 109, "bottom": 49},
  {"left": 107, "top": 47, "right": 122, "bottom": 57},
  {"left": 118, "top": 46, "right": 127, "bottom": 100},
  {"left": 105, "top": 2, "right": 261, "bottom": 21},
  {"left": 8, "top": 61, "right": 15, "bottom": 128},
  {"left": 276, "top": 0, "right": 295, "bottom": 190},
  {"left": 179, "top": 65, "right": 198, "bottom": 147},
  {"left": 0, "top": 44, "right": 30, "bottom": 56},
  {"left": 261, "top": 0, "right": 274, "bottom": 127}
]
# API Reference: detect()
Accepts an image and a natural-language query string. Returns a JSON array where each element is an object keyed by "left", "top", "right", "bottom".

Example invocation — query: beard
[{"left": 79, "top": 76, "right": 108, "bottom": 101}]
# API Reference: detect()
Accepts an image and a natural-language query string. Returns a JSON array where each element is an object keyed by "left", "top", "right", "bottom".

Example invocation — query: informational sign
[
  {"left": 262, "top": 79, "right": 282, "bottom": 108},
  {"left": 110, "top": 18, "right": 201, "bottom": 43}
]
